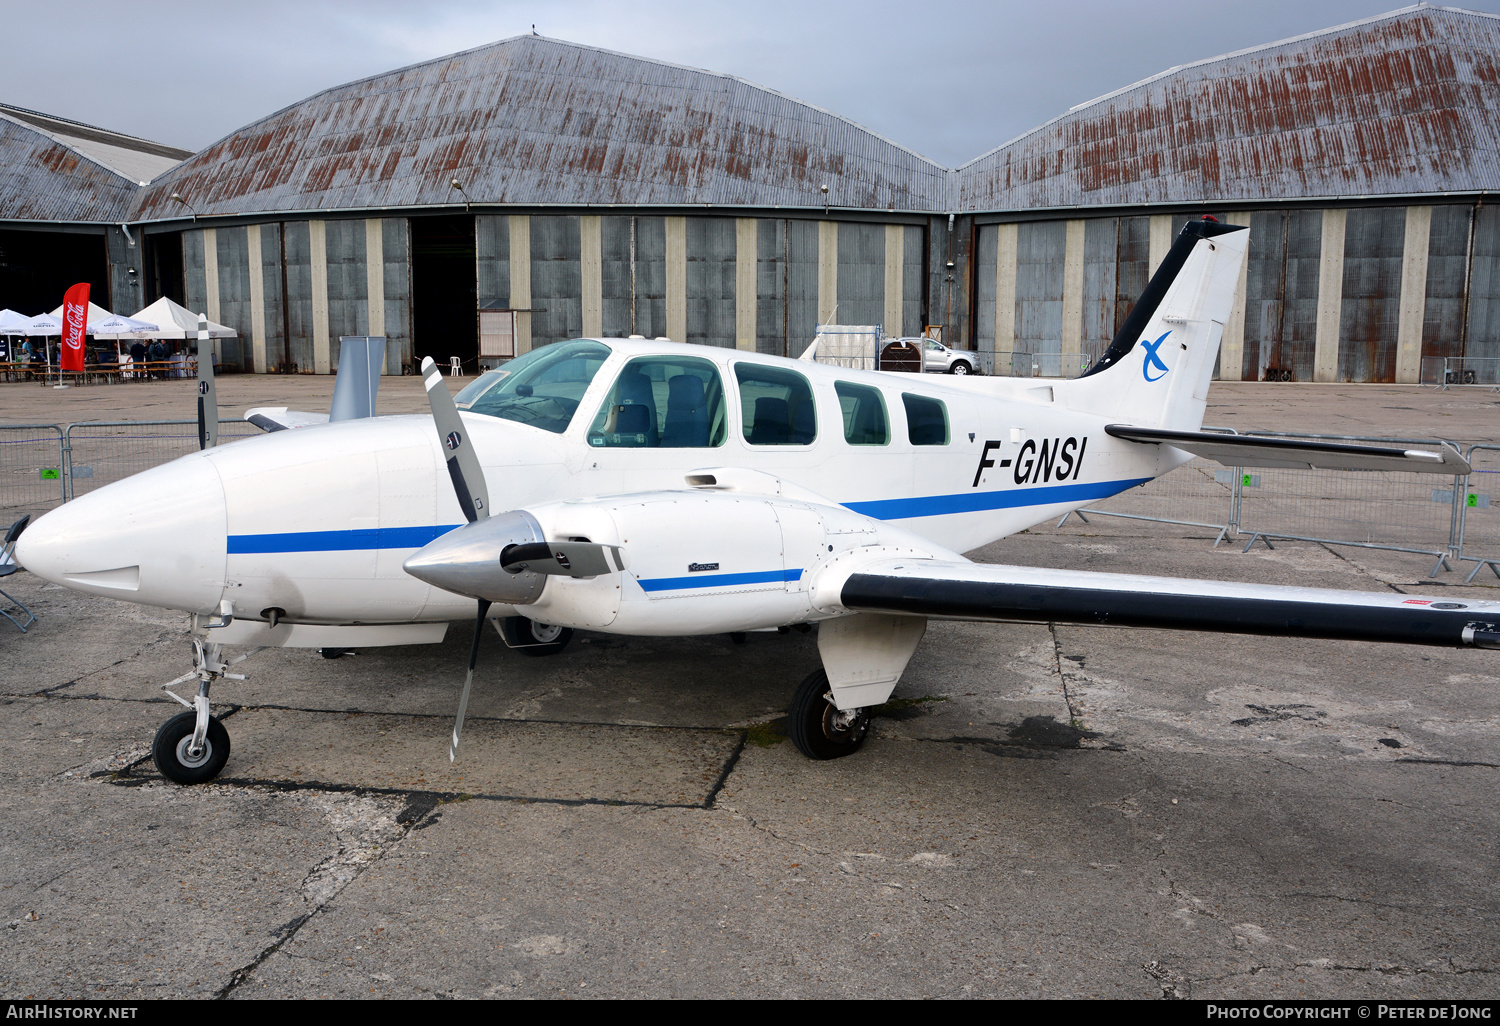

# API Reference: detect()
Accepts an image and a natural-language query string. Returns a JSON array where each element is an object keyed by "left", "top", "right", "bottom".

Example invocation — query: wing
[
  {"left": 826, "top": 557, "right": 1500, "bottom": 649},
  {"left": 244, "top": 407, "right": 332, "bottom": 432},
  {"left": 1106, "top": 424, "right": 1470, "bottom": 474}
]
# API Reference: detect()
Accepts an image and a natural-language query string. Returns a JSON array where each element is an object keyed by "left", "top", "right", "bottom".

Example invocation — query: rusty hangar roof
[
  {"left": 133, "top": 35, "right": 952, "bottom": 222},
  {"left": 956, "top": 5, "right": 1500, "bottom": 213},
  {"left": 0, "top": 106, "right": 190, "bottom": 224}
]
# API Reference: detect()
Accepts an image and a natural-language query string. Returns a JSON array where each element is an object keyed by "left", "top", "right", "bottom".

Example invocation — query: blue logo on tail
[{"left": 1141, "top": 331, "right": 1171, "bottom": 382}]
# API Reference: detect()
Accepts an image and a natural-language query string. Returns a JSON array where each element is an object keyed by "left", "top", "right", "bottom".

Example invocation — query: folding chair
[{"left": 0, "top": 515, "right": 35, "bottom": 632}]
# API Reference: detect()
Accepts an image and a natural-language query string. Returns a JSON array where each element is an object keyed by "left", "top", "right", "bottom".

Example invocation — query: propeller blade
[
  {"left": 196, "top": 314, "right": 218, "bottom": 450},
  {"left": 500, "top": 541, "right": 628, "bottom": 577},
  {"left": 421, "top": 356, "right": 490, "bottom": 523},
  {"left": 450, "top": 598, "right": 492, "bottom": 762}
]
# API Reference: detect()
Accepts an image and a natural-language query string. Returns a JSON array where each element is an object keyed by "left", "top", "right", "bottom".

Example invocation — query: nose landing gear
[
  {"left": 152, "top": 708, "right": 231, "bottom": 785},
  {"left": 152, "top": 637, "right": 257, "bottom": 785}
]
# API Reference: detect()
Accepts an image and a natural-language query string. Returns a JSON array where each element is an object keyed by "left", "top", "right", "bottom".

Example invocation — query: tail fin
[
  {"left": 1058, "top": 218, "right": 1248, "bottom": 430},
  {"left": 329, "top": 336, "right": 387, "bottom": 422}
]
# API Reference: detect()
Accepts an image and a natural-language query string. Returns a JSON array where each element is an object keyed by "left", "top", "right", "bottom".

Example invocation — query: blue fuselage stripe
[
  {"left": 223, "top": 478, "right": 1151, "bottom": 553},
  {"left": 638, "top": 569, "right": 803, "bottom": 592},
  {"left": 842, "top": 477, "right": 1150, "bottom": 521},
  {"left": 226, "top": 525, "right": 462, "bottom": 554}
]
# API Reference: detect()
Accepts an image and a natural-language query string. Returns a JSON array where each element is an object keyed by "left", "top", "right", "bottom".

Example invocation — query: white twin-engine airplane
[{"left": 14, "top": 217, "right": 1495, "bottom": 784}]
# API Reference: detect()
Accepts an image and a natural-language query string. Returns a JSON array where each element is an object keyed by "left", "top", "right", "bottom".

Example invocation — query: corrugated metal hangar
[{"left": 2, "top": 4, "right": 1498, "bottom": 382}]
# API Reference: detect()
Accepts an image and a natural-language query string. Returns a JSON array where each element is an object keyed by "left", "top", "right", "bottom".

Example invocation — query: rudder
[{"left": 1058, "top": 218, "right": 1248, "bottom": 430}]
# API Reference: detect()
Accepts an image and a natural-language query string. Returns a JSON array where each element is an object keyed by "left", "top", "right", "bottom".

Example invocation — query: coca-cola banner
[{"left": 60, "top": 282, "right": 89, "bottom": 373}]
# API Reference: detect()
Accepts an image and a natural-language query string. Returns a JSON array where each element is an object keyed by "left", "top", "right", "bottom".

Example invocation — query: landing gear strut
[
  {"left": 152, "top": 636, "right": 255, "bottom": 785},
  {"left": 788, "top": 668, "right": 870, "bottom": 760}
]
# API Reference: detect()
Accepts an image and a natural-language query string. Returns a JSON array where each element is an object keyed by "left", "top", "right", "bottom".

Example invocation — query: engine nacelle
[
  {"left": 405, "top": 488, "right": 955, "bottom": 637},
  {"left": 525, "top": 490, "right": 935, "bottom": 636}
]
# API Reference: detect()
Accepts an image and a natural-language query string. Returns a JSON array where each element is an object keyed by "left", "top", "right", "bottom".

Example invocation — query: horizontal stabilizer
[
  {"left": 1106, "top": 424, "right": 1470, "bottom": 474},
  {"left": 245, "top": 407, "right": 332, "bottom": 432},
  {"left": 837, "top": 558, "right": 1500, "bottom": 649}
]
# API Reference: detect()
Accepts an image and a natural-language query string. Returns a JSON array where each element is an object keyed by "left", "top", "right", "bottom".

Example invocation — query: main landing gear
[
  {"left": 787, "top": 668, "right": 870, "bottom": 760},
  {"left": 152, "top": 636, "right": 257, "bottom": 785}
]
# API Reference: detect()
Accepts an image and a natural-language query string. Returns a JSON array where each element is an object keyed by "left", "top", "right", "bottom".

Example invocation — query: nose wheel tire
[
  {"left": 152, "top": 711, "right": 231, "bottom": 785},
  {"left": 788, "top": 668, "right": 870, "bottom": 760},
  {"left": 502, "top": 616, "right": 574, "bottom": 657}
]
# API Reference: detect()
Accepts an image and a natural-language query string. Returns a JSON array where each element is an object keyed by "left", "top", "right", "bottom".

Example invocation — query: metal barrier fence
[
  {"left": 1074, "top": 430, "right": 1471, "bottom": 577},
  {"left": 0, "top": 421, "right": 258, "bottom": 525},
  {"left": 1420, "top": 356, "right": 1500, "bottom": 389},
  {"left": 62, "top": 419, "right": 259, "bottom": 501},
  {"left": 1062, "top": 427, "right": 1239, "bottom": 543},
  {"left": 0, "top": 424, "right": 66, "bottom": 525},
  {"left": 1234, "top": 439, "right": 1465, "bottom": 578},
  {"left": 1456, "top": 444, "right": 1500, "bottom": 581}
]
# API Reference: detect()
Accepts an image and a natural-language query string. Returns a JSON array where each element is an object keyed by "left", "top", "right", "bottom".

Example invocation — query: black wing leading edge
[{"left": 837, "top": 560, "right": 1500, "bottom": 650}]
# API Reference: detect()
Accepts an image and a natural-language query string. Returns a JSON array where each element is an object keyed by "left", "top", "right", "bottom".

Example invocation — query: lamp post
[
  {"left": 943, "top": 214, "right": 955, "bottom": 343},
  {"left": 169, "top": 193, "right": 199, "bottom": 223},
  {"left": 451, "top": 178, "right": 472, "bottom": 213}
]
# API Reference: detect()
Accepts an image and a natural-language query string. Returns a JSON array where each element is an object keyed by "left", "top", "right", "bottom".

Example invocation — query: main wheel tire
[
  {"left": 152, "top": 711, "right": 230, "bottom": 785},
  {"left": 504, "top": 616, "right": 574, "bottom": 657},
  {"left": 949, "top": 361, "right": 971, "bottom": 375},
  {"left": 788, "top": 668, "right": 870, "bottom": 760}
]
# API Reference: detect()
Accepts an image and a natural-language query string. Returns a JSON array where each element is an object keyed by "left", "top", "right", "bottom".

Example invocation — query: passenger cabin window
[
  {"left": 902, "top": 393, "right": 949, "bottom": 446},
  {"left": 735, "top": 364, "right": 816, "bottom": 445},
  {"left": 835, "top": 381, "right": 888, "bottom": 445},
  {"left": 587, "top": 356, "right": 727, "bottom": 448},
  {"left": 454, "top": 340, "right": 611, "bottom": 434}
]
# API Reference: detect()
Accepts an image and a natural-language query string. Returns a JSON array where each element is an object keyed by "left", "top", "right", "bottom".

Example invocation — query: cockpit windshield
[{"left": 453, "top": 341, "right": 612, "bottom": 434}]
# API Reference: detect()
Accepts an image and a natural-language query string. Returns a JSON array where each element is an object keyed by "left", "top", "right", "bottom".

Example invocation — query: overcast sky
[{"left": 6, "top": 0, "right": 1499, "bottom": 167}]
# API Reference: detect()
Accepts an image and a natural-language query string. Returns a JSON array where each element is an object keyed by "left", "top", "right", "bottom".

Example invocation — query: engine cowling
[{"left": 404, "top": 489, "right": 945, "bottom": 636}]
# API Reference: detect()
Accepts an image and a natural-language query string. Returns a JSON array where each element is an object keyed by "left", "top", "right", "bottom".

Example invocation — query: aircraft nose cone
[
  {"left": 16, "top": 453, "right": 228, "bottom": 614},
  {"left": 403, "top": 510, "right": 546, "bottom": 604}
]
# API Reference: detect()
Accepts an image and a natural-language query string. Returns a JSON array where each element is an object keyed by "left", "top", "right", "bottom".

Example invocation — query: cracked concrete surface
[
  {"left": 1, "top": 383, "right": 1499, "bottom": 998},
  {"left": 4, "top": 539, "right": 1497, "bottom": 999}
]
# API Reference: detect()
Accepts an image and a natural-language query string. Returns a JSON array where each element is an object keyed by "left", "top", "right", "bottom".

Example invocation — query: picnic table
[{"left": 0, "top": 360, "right": 198, "bottom": 384}]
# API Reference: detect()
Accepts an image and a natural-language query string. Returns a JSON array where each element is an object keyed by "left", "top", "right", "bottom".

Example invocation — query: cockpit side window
[
  {"left": 735, "top": 364, "right": 816, "bottom": 446},
  {"left": 587, "top": 356, "right": 727, "bottom": 448},
  {"left": 456, "top": 341, "right": 611, "bottom": 434}
]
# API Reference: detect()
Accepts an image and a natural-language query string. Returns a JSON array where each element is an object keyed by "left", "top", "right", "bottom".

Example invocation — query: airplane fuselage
[{"left": 18, "top": 338, "right": 1181, "bottom": 635}]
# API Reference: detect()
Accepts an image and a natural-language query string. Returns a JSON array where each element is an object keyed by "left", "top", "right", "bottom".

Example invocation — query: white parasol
[
  {"left": 24, "top": 313, "right": 61, "bottom": 336},
  {"left": 90, "top": 313, "right": 160, "bottom": 337}
]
